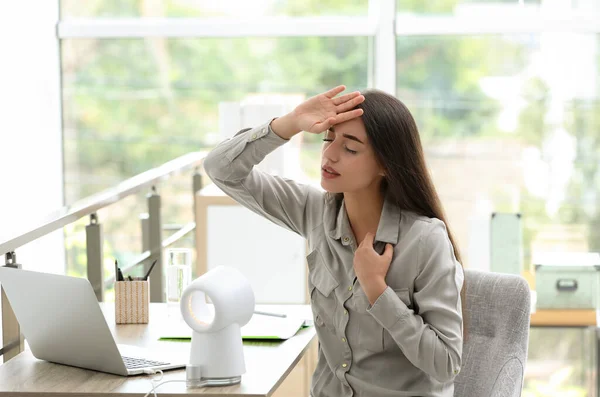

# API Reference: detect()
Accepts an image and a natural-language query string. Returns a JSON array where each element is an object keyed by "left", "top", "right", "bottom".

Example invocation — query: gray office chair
[{"left": 454, "top": 269, "right": 531, "bottom": 397}]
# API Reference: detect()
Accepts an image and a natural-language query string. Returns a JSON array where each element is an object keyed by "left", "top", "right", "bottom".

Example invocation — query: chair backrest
[{"left": 454, "top": 270, "right": 531, "bottom": 397}]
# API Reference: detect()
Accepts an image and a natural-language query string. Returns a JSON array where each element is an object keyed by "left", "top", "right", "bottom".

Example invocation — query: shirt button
[
  {"left": 342, "top": 363, "right": 348, "bottom": 368},
  {"left": 454, "top": 368, "right": 460, "bottom": 374},
  {"left": 342, "top": 237, "right": 350, "bottom": 243},
  {"left": 344, "top": 310, "right": 348, "bottom": 315},
  {"left": 348, "top": 286, "right": 352, "bottom": 291},
  {"left": 251, "top": 133, "right": 257, "bottom": 140},
  {"left": 342, "top": 337, "right": 346, "bottom": 343}
]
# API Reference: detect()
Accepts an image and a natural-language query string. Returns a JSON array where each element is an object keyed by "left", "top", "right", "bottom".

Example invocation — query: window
[
  {"left": 61, "top": 35, "right": 368, "bottom": 280},
  {"left": 396, "top": 32, "right": 600, "bottom": 269},
  {"left": 61, "top": 36, "right": 368, "bottom": 202},
  {"left": 396, "top": 0, "right": 597, "bottom": 15},
  {"left": 61, "top": 0, "right": 369, "bottom": 18}
]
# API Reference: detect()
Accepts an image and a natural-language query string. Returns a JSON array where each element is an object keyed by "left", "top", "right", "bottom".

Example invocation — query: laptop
[{"left": 0, "top": 267, "right": 186, "bottom": 376}]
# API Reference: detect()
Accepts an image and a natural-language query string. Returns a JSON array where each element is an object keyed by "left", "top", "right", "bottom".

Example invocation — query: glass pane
[
  {"left": 61, "top": 36, "right": 368, "bottom": 277},
  {"left": 61, "top": 0, "right": 368, "bottom": 18},
  {"left": 396, "top": 0, "right": 599, "bottom": 16},
  {"left": 62, "top": 175, "right": 196, "bottom": 297},
  {"left": 396, "top": 33, "right": 600, "bottom": 272}
]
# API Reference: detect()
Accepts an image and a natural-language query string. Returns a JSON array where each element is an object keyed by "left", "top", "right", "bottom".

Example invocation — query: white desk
[{"left": 0, "top": 303, "right": 317, "bottom": 397}]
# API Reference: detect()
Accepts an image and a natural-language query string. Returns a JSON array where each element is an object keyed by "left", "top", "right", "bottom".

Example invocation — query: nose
[{"left": 322, "top": 140, "right": 340, "bottom": 163}]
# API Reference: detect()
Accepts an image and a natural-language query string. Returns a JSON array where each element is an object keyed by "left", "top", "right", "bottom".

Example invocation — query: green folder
[{"left": 159, "top": 316, "right": 308, "bottom": 342}]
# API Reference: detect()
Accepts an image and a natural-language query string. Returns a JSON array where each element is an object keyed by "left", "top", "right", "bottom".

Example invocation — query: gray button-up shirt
[{"left": 203, "top": 120, "right": 464, "bottom": 397}]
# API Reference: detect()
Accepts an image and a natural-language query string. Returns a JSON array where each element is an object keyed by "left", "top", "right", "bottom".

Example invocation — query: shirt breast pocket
[
  {"left": 307, "top": 250, "right": 339, "bottom": 333},
  {"left": 353, "top": 287, "right": 412, "bottom": 353},
  {"left": 352, "top": 289, "right": 384, "bottom": 353}
]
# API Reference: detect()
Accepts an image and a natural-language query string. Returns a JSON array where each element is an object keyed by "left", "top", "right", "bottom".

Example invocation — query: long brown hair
[{"left": 356, "top": 89, "right": 467, "bottom": 334}]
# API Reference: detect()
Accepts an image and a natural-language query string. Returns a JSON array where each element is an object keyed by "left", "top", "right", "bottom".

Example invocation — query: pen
[
  {"left": 117, "top": 267, "right": 125, "bottom": 282},
  {"left": 143, "top": 259, "right": 158, "bottom": 281},
  {"left": 115, "top": 259, "right": 125, "bottom": 282},
  {"left": 254, "top": 310, "right": 287, "bottom": 318}
]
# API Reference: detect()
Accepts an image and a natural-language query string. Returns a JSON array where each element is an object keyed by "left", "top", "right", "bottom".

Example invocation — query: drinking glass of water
[{"left": 166, "top": 248, "right": 192, "bottom": 305}]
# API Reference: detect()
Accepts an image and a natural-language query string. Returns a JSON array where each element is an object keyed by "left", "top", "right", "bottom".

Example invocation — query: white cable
[
  {"left": 142, "top": 369, "right": 161, "bottom": 397},
  {"left": 147, "top": 369, "right": 164, "bottom": 382},
  {"left": 143, "top": 365, "right": 213, "bottom": 396},
  {"left": 142, "top": 368, "right": 210, "bottom": 397},
  {"left": 142, "top": 369, "right": 172, "bottom": 397},
  {"left": 143, "top": 379, "right": 187, "bottom": 397}
]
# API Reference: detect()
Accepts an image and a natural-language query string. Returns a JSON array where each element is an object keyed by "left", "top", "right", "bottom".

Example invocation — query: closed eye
[
  {"left": 323, "top": 138, "right": 357, "bottom": 154},
  {"left": 323, "top": 130, "right": 357, "bottom": 154}
]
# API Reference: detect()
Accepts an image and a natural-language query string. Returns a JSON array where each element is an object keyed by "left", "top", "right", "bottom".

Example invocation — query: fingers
[
  {"left": 383, "top": 243, "right": 394, "bottom": 259},
  {"left": 312, "top": 117, "right": 337, "bottom": 133},
  {"left": 332, "top": 91, "right": 361, "bottom": 106},
  {"left": 330, "top": 108, "right": 364, "bottom": 126},
  {"left": 323, "top": 85, "right": 346, "bottom": 99},
  {"left": 359, "top": 235, "right": 393, "bottom": 257},
  {"left": 336, "top": 94, "right": 365, "bottom": 113},
  {"left": 360, "top": 232, "right": 375, "bottom": 247}
]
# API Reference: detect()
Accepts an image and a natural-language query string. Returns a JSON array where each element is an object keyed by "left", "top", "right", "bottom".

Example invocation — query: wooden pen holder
[{"left": 115, "top": 280, "right": 150, "bottom": 324}]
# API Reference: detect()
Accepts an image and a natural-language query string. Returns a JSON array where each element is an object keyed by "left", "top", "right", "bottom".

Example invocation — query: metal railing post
[
  {"left": 193, "top": 169, "right": 203, "bottom": 199},
  {"left": 86, "top": 213, "right": 104, "bottom": 301},
  {"left": 192, "top": 169, "right": 203, "bottom": 277},
  {"left": 140, "top": 213, "right": 151, "bottom": 282},
  {"left": 148, "top": 186, "right": 164, "bottom": 302},
  {"left": 140, "top": 213, "right": 150, "bottom": 254},
  {"left": 1, "top": 252, "right": 24, "bottom": 362}
]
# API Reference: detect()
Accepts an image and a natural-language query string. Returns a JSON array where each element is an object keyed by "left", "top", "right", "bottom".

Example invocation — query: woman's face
[{"left": 320, "top": 117, "right": 385, "bottom": 194}]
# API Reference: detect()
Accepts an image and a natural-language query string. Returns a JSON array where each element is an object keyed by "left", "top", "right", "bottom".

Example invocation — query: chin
[{"left": 320, "top": 179, "right": 344, "bottom": 193}]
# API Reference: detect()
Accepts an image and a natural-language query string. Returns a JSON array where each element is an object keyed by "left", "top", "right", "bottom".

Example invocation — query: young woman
[{"left": 204, "top": 86, "right": 464, "bottom": 397}]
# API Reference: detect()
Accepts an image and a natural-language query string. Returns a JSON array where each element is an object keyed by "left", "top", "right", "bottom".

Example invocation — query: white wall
[{"left": 0, "top": 1, "right": 65, "bottom": 274}]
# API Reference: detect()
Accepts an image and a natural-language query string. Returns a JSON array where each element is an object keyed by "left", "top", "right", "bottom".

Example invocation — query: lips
[
  {"left": 321, "top": 165, "right": 341, "bottom": 180},
  {"left": 322, "top": 165, "right": 340, "bottom": 176}
]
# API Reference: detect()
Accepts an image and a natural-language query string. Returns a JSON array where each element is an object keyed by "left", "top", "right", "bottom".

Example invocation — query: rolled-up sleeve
[
  {"left": 203, "top": 120, "right": 323, "bottom": 238},
  {"left": 367, "top": 220, "right": 464, "bottom": 382}
]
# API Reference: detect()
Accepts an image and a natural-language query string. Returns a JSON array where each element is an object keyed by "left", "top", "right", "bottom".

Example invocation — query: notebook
[{"left": 159, "top": 313, "right": 307, "bottom": 341}]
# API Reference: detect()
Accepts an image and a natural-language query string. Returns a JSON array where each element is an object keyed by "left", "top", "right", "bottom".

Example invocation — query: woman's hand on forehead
[{"left": 291, "top": 85, "right": 365, "bottom": 134}]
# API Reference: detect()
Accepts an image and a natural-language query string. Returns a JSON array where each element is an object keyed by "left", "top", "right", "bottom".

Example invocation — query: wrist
[
  {"left": 363, "top": 277, "right": 388, "bottom": 306},
  {"left": 270, "top": 113, "right": 301, "bottom": 140}
]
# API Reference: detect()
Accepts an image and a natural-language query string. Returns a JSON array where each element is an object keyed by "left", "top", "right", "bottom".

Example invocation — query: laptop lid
[{"left": 0, "top": 267, "right": 129, "bottom": 375}]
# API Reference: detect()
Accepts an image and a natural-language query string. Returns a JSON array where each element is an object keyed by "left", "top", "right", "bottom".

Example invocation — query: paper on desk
[{"left": 159, "top": 313, "right": 306, "bottom": 341}]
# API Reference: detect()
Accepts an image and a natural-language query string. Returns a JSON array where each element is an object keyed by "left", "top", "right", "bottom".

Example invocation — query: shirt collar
[
  {"left": 326, "top": 189, "right": 401, "bottom": 245},
  {"left": 375, "top": 190, "right": 401, "bottom": 245},
  {"left": 324, "top": 193, "right": 344, "bottom": 240}
]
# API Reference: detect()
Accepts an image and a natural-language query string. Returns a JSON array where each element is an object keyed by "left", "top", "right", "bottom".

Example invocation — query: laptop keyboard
[{"left": 122, "top": 355, "right": 170, "bottom": 369}]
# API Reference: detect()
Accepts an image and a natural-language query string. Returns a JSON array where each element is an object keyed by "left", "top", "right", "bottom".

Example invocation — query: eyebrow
[{"left": 328, "top": 126, "right": 364, "bottom": 144}]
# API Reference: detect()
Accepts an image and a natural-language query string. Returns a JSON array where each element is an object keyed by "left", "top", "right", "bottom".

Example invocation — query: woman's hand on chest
[{"left": 353, "top": 232, "right": 394, "bottom": 305}]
